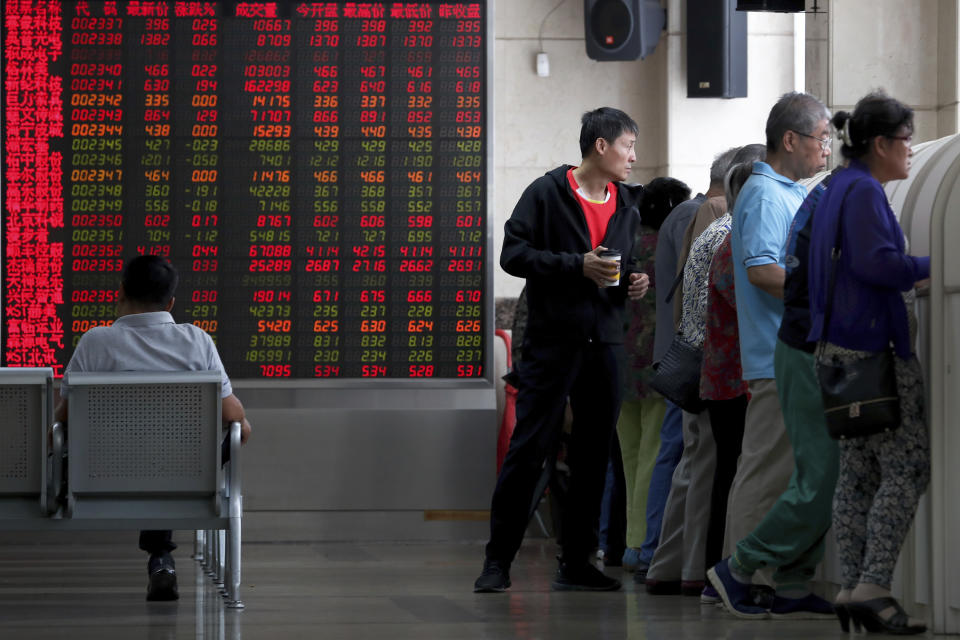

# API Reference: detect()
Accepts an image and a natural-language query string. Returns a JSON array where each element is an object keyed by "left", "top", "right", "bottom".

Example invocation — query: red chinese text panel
[{"left": 2, "top": 0, "right": 487, "bottom": 378}]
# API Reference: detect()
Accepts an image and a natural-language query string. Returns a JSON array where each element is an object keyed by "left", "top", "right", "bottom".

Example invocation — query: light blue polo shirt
[
  {"left": 730, "top": 162, "right": 807, "bottom": 380},
  {"left": 60, "top": 311, "right": 232, "bottom": 398}
]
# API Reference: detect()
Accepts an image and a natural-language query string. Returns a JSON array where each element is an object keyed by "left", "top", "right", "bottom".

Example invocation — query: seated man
[{"left": 55, "top": 255, "right": 252, "bottom": 601}]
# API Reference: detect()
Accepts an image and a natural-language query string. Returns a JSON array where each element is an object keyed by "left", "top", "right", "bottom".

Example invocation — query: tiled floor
[{"left": 0, "top": 538, "right": 851, "bottom": 639}]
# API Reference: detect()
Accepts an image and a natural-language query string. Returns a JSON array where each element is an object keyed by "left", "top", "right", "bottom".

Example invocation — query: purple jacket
[{"left": 807, "top": 161, "right": 929, "bottom": 357}]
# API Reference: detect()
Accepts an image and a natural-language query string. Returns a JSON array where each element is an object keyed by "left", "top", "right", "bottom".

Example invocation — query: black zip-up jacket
[{"left": 501, "top": 165, "right": 644, "bottom": 345}]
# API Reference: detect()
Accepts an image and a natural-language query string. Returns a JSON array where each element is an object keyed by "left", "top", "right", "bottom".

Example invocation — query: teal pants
[
  {"left": 616, "top": 396, "right": 665, "bottom": 549},
  {"left": 732, "top": 340, "right": 839, "bottom": 585}
]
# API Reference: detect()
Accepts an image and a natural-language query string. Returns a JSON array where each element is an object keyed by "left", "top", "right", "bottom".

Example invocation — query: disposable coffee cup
[{"left": 597, "top": 249, "right": 621, "bottom": 287}]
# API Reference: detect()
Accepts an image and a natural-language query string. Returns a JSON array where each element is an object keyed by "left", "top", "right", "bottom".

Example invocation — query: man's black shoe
[
  {"left": 146, "top": 568, "right": 179, "bottom": 601},
  {"left": 552, "top": 559, "right": 621, "bottom": 591},
  {"left": 146, "top": 553, "right": 179, "bottom": 601},
  {"left": 474, "top": 559, "right": 511, "bottom": 593}
]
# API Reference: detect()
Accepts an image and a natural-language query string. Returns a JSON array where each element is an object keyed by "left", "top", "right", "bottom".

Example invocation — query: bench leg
[
  {"left": 192, "top": 530, "right": 204, "bottom": 563},
  {"left": 215, "top": 529, "right": 226, "bottom": 590},
  {"left": 224, "top": 517, "right": 244, "bottom": 608},
  {"left": 205, "top": 529, "right": 216, "bottom": 577}
]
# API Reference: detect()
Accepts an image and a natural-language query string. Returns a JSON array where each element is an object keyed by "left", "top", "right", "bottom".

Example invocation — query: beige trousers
[
  {"left": 647, "top": 409, "right": 715, "bottom": 582},
  {"left": 722, "top": 378, "right": 794, "bottom": 585}
]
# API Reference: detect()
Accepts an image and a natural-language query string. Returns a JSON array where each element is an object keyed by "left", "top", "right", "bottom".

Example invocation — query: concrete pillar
[
  {"left": 937, "top": 0, "right": 959, "bottom": 136},
  {"left": 818, "top": 0, "right": 953, "bottom": 145},
  {"left": 805, "top": 1, "right": 829, "bottom": 105}
]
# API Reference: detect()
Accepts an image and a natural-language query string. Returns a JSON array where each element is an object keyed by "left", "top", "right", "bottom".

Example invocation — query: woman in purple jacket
[{"left": 807, "top": 92, "right": 930, "bottom": 635}]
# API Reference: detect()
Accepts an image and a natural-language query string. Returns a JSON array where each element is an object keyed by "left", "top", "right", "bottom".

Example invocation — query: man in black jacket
[{"left": 475, "top": 107, "right": 651, "bottom": 592}]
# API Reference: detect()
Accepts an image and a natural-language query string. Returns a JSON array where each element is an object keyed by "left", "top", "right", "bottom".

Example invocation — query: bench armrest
[
  {"left": 227, "top": 421, "right": 242, "bottom": 517},
  {"left": 44, "top": 421, "right": 65, "bottom": 516}
]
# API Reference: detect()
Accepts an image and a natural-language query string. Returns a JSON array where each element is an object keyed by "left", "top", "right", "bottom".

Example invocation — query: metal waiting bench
[
  {"left": 0, "top": 368, "right": 58, "bottom": 523},
  {"left": 0, "top": 369, "right": 244, "bottom": 608}
]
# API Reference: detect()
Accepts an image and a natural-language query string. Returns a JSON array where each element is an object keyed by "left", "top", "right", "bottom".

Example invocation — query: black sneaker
[
  {"left": 146, "top": 553, "right": 179, "bottom": 601},
  {"left": 473, "top": 559, "right": 511, "bottom": 593},
  {"left": 552, "top": 559, "right": 622, "bottom": 591}
]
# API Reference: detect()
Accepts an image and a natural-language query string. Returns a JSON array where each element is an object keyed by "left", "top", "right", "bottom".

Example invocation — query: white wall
[{"left": 663, "top": 0, "right": 799, "bottom": 191}]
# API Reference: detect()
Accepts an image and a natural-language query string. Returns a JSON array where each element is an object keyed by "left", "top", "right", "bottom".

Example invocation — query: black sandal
[
  {"left": 847, "top": 597, "right": 926, "bottom": 635},
  {"left": 834, "top": 603, "right": 852, "bottom": 633}
]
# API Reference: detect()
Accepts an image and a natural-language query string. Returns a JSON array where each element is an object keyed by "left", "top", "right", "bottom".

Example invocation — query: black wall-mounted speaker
[
  {"left": 584, "top": 0, "right": 666, "bottom": 61},
  {"left": 736, "top": 0, "right": 805, "bottom": 11},
  {"left": 687, "top": 0, "right": 747, "bottom": 98}
]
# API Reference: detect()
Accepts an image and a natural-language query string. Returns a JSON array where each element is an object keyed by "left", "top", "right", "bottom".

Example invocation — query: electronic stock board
[{"left": 2, "top": 0, "right": 490, "bottom": 381}]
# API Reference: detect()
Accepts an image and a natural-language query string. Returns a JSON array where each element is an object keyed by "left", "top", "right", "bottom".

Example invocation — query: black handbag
[
  {"left": 650, "top": 335, "right": 704, "bottom": 414},
  {"left": 815, "top": 178, "right": 900, "bottom": 440},
  {"left": 817, "top": 349, "right": 900, "bottom": 440}
]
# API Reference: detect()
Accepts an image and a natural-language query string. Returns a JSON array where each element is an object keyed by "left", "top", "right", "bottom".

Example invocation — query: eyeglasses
[
  {"left": 887, "top": 135, "right": 913, "bottom": 146},
  {"left": 792, "top": 130, "right": 832, "bottom": 152}
]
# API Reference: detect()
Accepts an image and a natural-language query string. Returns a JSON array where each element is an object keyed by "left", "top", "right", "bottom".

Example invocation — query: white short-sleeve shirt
[{"left": 60, "top": 311, "right": 232, "bottom": 399}]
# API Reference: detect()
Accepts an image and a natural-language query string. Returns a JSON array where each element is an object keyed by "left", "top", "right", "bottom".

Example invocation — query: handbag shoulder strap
[
  {"left": 664, "top": 266, "right": 684, "bottom": 304},
  {"left": 817, "top": 177, "right": 862, "bottom": 359}
]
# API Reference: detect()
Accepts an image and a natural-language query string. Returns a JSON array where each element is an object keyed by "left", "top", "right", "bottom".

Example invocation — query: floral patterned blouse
[
  {"left": 701, "top": 234, "right": 748, "bottom": 400},
  {"left": 623, "top": 224, "right": 659, "bottom": 401},
  {"left": 678, "top": 213, "right": 732, "bottom": 348}
]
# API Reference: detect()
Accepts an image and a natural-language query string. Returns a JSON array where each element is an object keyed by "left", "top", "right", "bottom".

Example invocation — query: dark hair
[
  {"left": 579, "top": 107, "right": 639, "bottom": 158},
  {"left": 725, "top": 162, "right": 755, "bottom": 209},
  {"left": 765, "top": 92, "right": 830, "bottom": 152},
  {"left": 832, "top": 91, "right": 914, "bottom": 160},
  {"left": 730, "top": 143, "right": 767, "bottom": 167},
  {"left": 639, "top": 177, "right": 691, "bottom": 230},
  {"left": 122, "top": 255, "right": 179, "bottom": 308},
  {"left": 709, "top": 147, "right": 741, "bottom": 185}
]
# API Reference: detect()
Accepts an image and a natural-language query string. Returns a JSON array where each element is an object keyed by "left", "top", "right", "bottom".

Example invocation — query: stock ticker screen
[{"left": 2, "top": 0, "right": 487, "bottom": 379}]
